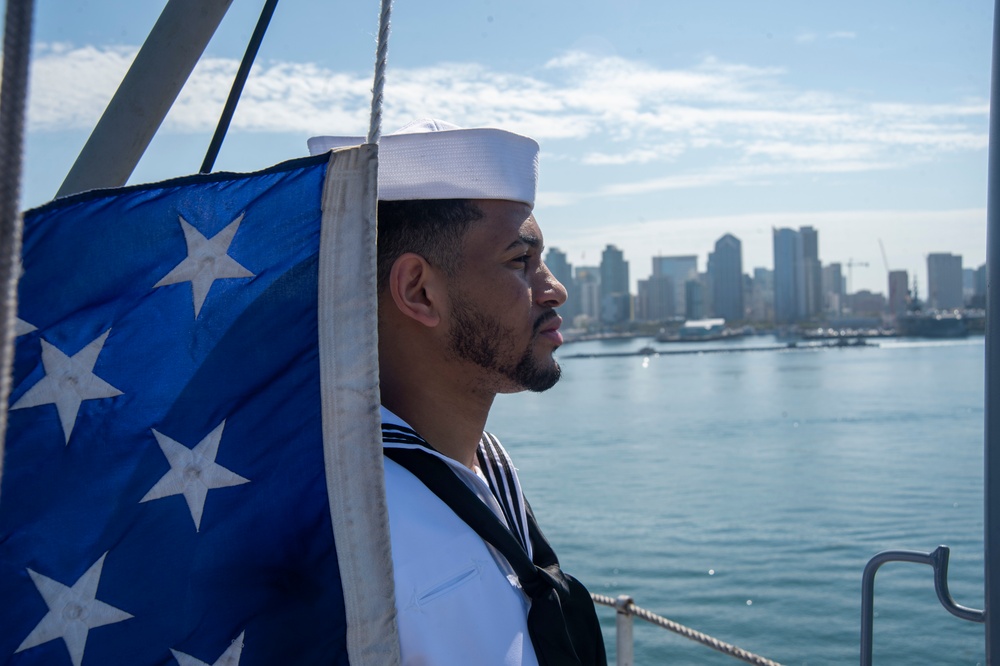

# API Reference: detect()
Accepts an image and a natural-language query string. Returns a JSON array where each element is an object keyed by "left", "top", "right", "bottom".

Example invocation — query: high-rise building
[
  {"left": 652, "top": 255, "right": 698, "bottom": 318},
  {"left": 711, "top": 233, "right": 744, "bottom": 322},
  {"left": 599, "top": 245, "right": 630, "bottom": 323},
  {"left": 800, "top": 226, "right": 823, "bottom": 318},
  {"left": 750, "top": 267, "right": 774, "bottom": 322},
  {"left": 600, "top": 245, "right": 629, "bottom": 299},
  {"left": 685, "top": 279, "right": 705, "bottom": 320},
  {"left": 927, "top": 253, "right": 964, "bottom": 311},
  {"left": 575, "top": 266, "right": 601, "bottom": 321},
  {"left": 822, "top": 263, "right": 844, "bottom": 315},
  {"left": 973, "top": 264, "right": 987, "bottom": 309},
  {"left": 976, "top": 264, "right": 987, "bottom": 297},
  {"left": 888, "top": 270, "right": 909, "bottom": 316},
  {"left": 963, "top": 268, "right": 975, "bottom": 302},
  {"left": 636, "top": 276, "right": 674, "bottom": 322},
  {"left": 544, "top": 247, "right": 578, "bottom": 320},
  {"left": 772, "top": 228, "right": 806, "bottom": 324}
]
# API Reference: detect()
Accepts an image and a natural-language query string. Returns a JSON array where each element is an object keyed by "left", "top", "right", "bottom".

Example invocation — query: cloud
[
  {"left": 795, "top": 30, "right": 857, "bottom": 44},
  {"left": 27, "top": 42, "right": 987, "bottom": 200}
]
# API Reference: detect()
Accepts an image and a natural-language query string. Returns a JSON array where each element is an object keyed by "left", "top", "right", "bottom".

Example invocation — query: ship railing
[
  {"left": 860, "top": 545, "right": 985, "bottom": 666},
  {"left": 591, "top": 593, "right": 783, "bottom": 666}
]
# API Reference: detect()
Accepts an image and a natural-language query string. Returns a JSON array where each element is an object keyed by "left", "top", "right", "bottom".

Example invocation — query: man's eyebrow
[{"left": 505, "top": 233, "right": 541, "bottom": 251}]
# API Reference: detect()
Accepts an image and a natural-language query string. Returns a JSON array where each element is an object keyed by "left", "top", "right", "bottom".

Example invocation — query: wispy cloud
[
  {"left": 27, "top": 42, "right": 987, "bottom": 200},
  {"left": 795, "top": 30, "right": 857, "bottom": 44}
]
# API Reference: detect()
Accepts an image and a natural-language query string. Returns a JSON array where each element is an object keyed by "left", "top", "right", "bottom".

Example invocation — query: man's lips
[{"left": 536, "top": 312, "right": 563, "bottom": 345}]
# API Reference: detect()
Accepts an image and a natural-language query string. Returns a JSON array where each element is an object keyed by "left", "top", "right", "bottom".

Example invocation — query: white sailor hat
[{"left": 307, "top": 119, "right": 539, "bottom": 207}]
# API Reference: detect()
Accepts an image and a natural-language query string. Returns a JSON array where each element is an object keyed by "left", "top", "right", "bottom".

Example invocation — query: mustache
[{"left": 533, "top": 310, "right": 559, "bottom": 333}]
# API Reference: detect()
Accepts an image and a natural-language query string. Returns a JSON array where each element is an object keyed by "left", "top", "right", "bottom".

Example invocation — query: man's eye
[{"left": 511, "top": 254, "right": 530, "bottom": 266}]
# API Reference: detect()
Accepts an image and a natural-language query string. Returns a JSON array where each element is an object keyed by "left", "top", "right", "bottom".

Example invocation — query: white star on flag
[
  {"left": 141, "top": 421, "right": 250, "bottom": 531},
  {"left": 171, "top": 630, "right": 246, "bottom": 666},
  {"left": 16, "top": 553, "right": 133, "bottom": 666},
  {"left": 154, "top": 213, "right": 255, "bottom": 317},
  {"left": 15, "top": 317, "right": 37, "bottom": 336},
  {"left": 11, "top": 330, "right": 123, "bottom": 444}
]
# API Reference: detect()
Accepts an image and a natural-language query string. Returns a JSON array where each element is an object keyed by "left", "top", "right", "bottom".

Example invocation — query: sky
[{"left": 11, "top": 0, "right": 995, "bottom": 296}]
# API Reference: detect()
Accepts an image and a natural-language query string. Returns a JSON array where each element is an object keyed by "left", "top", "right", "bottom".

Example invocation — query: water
[{"left": 486, "top": 335, "right": 986, "bottom": 665}]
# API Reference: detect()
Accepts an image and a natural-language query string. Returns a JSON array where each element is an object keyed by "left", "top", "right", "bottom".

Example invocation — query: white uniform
[{"left": 381, "top": 407, "right": 539, "bottom": 666}]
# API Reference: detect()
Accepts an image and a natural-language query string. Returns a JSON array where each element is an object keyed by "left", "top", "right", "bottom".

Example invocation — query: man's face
[{"left": 444, "top": 200, "right": 568, "bottom": 394}]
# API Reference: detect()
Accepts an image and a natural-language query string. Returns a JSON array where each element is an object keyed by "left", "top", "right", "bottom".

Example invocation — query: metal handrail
[
  {"left": 859, "top": 546, "right": 985, "bottom": 666},
  {"left": 591, "top": 592, "right": 783, "bottom": 666}
]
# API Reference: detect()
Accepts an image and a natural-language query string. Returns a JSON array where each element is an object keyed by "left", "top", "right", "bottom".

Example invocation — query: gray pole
[
  {"left": 985, "top": 1, "right": 1000, "bottom": 661},
  {"left": 0, "top": 0, "right": 36, "bottom": 492},
  {"left": 56, "top": 0, "right": 235, "bottom": 199}
]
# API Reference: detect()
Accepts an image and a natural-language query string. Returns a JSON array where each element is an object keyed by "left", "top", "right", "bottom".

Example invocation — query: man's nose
[{"left": 536, "top": 263, "right": 568, "bottom": 308}]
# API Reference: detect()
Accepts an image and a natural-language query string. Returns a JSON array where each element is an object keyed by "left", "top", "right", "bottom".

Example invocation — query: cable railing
[{"left": 591, "top": 593, "right": 783, "bottom": 666}]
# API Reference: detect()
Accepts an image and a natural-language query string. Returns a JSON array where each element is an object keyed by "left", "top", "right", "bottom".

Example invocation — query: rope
[
  {"left": 592, "top": 593, "right": 784, "bottom": 666},
  {"left": 0, "top": 0, "right": 36, "bottom": 490},
  {"left": 366, "top": 0, "right": 392, "bottom": 145}
]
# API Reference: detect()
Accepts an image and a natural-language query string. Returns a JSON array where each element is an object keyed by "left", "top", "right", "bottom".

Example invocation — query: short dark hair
[{"left": 376, "top": 199, "right": 484, "bottom": 292}]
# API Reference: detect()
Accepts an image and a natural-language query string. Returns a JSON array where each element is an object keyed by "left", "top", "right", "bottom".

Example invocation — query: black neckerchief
[{"left": 382, "top": 427, "right": 607, "bottom": 666}]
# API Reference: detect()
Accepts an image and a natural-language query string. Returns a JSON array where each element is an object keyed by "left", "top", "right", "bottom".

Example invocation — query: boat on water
[
  {"left": 895, "top": 310, "right": 970, "bottom": 338},
  {"left": 656, "top": 318, "right": 746, "bottom": 343},
  {"left": 800, "top": 326, "right": 896, "bottom": 340}
]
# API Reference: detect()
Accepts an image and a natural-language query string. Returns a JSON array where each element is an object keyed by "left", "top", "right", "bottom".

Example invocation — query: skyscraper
[
  {"left": 750, "top": 267, "right": 774, "bottom": 322},
  {"left": 636, "top": 276, "right": 674, "bottom": 322},
  {"left": 575, "top": 266, "right": 601, "bottom": 321},
  {"left": 888, "top": 270, "right": 909, "bottom": 316},
  {"left": 927, "top": 253, "right": 963, "bottom": 310},
  {"left": 772, "top": 227, "right": 805, "bottom": 324},
  {"left": 800, "top": 226, "right": 823, "bottom": 318},
  {"left": 652, "top": 255, "right": 698, "bottom": 318},
  {"left": 599, "top": 245, "right": 630, "bottom": 324},
  {"left": 822, "top": 263, "right": 844, "bottom": 315},
  {"left": 544, "top": 247, "right": 578, "bottom": 320},
  {"left": 711, "top": 233, "right": 744, "bottom": 322}
]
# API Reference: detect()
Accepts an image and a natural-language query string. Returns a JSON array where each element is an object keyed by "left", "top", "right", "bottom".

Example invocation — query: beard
[{"left": 447, "top": 298, "right": 561, "bottom": 393}]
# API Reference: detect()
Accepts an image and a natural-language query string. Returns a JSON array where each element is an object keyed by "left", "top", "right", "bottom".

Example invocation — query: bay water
[{"left": 486, "top": 335, "right": 986, "bottom": 665}]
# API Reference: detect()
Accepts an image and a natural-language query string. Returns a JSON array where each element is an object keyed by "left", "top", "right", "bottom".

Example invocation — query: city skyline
[{"left": 547, "top": 225, "right": 982, "bottom": 305}]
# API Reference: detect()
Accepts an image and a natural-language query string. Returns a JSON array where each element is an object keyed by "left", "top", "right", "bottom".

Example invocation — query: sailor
[{"left": 309, "top": 119, "right": 606, "bottom": 666}]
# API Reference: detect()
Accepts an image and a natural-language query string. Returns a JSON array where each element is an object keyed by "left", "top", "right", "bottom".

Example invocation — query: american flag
[{"left": 0, "top": 155, "right": 354, "bottom": 665}]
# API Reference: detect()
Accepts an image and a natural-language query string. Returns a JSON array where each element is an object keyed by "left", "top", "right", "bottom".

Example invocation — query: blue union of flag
[{"left": 0, "top": 151, "right": 390, "bottom": 666}]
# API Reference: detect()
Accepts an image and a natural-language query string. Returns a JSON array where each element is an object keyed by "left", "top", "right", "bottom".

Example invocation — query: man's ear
[{"left": 388, "top": 253, "right": 445, "bottom": 327}]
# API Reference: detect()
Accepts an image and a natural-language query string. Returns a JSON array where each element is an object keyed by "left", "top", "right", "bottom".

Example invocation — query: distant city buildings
[
  {"left": 800, "top": 226, "right": 823, "bottom": 319},
  {"left": 888, "top": 270, "right": 909, "bottom": 316},
  {"left": 773, "top": 227, "right": 806, "bottom": 324},
  {"left": 575, "top": 266, "right": 601, "bottom": 322},
  {"left": 652, "top": 255, "right": 697, "bottom": 318},
  {"left": 927, "top": 253, "right": 964, "bottom": 311},
  {"left": 822, "top": 263, "right": 844, "bottom": 315},
  {"left": 711, "top": 234, "right": 744, "bottom": 322},
  {"left": 542, "top": 231, "right": 981, "bottom": 330},
  {"left": 750, "top": 268, "right": 774, "bottom": 322},
  {"left": 973, "top": 264, "right": 988, "bottom": 309},
  {"left": 600, "top": 245, "right": 630, "bottom": 324}
]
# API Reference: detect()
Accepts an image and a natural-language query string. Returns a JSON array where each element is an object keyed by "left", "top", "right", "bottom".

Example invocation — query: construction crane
[{"left": 845, "top": 258, "right": 869, "bottom": 295}]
